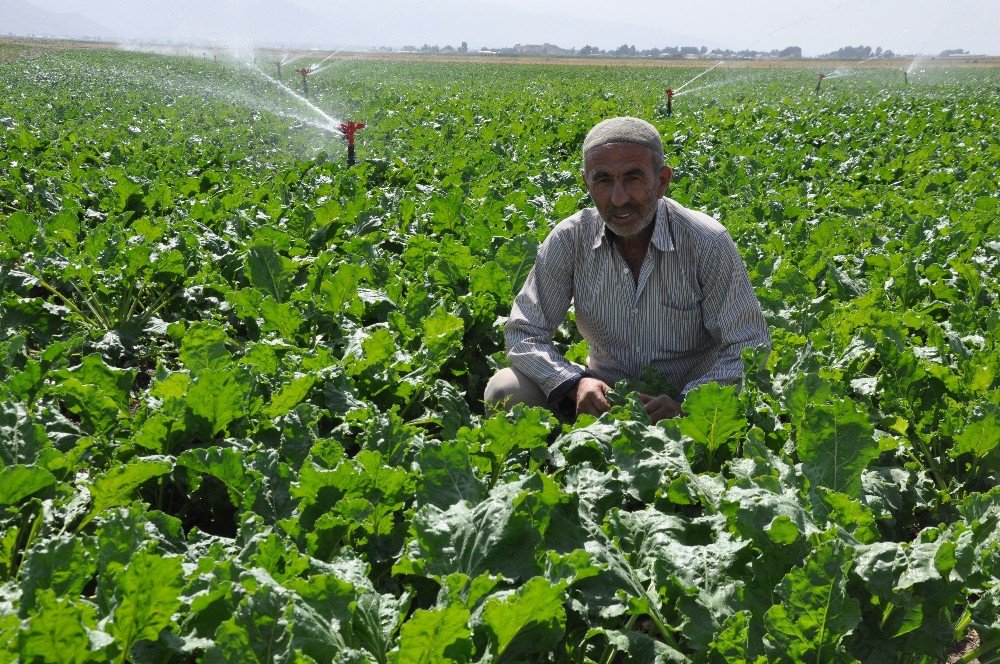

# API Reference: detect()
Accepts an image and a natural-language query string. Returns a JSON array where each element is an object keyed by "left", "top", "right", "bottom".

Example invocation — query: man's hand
[
  {"left": 638, "top": 393, "right": 682, "bottom": 423},
  {"left": 573, "top": 376, "right": 612, "bottom": 417}
]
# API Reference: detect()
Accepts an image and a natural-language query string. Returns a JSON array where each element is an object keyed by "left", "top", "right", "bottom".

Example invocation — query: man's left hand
[{"left": 638, "top": 393, "right": 682, "bottom": 423}]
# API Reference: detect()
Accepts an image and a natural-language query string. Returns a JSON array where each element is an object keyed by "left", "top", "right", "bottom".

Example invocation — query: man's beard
[{"left": 599, "top": 196, "right": 659, "bottom": 238}]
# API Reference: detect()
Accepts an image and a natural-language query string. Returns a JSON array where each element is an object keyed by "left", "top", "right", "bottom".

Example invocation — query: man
[{"left": 484, "top": 116, "right": 770, "bottom": 422}]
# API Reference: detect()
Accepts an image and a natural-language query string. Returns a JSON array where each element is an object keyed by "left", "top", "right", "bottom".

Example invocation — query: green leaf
[
  {"left": 246, "top": 245, "right": 295, "bottom": 302},
  {"left": 797, "top": 398, "right": 878, "bottom": 498},
  {"left": 679, "top": 382, "right": 747, "bottom": 461},
  {"left": 177, "top": 446, "right": 254, "bottom": 508},
  {"left": 0, "top": 464, "right": 56, "bottom": 505},
  {"left": 949, "top": 404, "right": 999, "bottom": 459},
  {"left": 18, "top": 534, "right": 97, "bottom": 616},
  {"left": 764, "top": 539, "right": 861, "bottom": 662},
  {"left": 264, "top": 375, "right": 316, "bottom": 418},
  {"left": 5, "top": 210, "right": 37, "bottom": 244},
  {"left": 394, "top": 605, "right": 472, "bottom": 664},
  {"left": 109, "top": 552, "right": 184, "bottom": 652},
  {"left": 414, "top": 440, "right": 485, "bottom": 509},
  {"left": 324, "top": 263, "right": 366, "bottom": 314},
  {"left": 421, "top": 308, "right": 464, "bottom": 361},
  {"left": 258, "top": 296, "right": 304, "bottom": 338},
  {"left": 395, "top": 473, "right": 562, "bottom": 582},
  {"left": 83, "top": 457, "right": 173, "bottom": 528},
  {"left": 208, "top": 581, "right": 295, "bottom": 664},
  {"left": 817, "top": 488, "right": 881, "bottom": 544},
  {"left": 188, "top": 371, "right": 248, "bottom": 436},
  {"left": 51, "top": 378, "right": 122, "bottom": 435},
  {"left": 460, "top": 406, "right": 556, "bottom": 471},
  {"left": 481, "top": 577, "right": 566, "bottom": 658},
  {"left": 22, "top": 590, "right": 107, "bottom": 663},
  {"left": 179, "top": 322, "right": 232, "bottom": 374}
]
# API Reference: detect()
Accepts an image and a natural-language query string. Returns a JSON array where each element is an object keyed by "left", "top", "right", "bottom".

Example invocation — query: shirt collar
[{"left": 591, "top": 198, "right": 675, "bottom": 252}]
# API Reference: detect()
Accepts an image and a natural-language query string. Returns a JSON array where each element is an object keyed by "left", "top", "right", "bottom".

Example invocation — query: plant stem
[{"left": 958, "top": 633, "right": 1000, "bottom": 664}]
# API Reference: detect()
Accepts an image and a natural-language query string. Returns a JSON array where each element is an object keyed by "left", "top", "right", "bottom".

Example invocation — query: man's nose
[{"left": 610, "top": 179, "right": 629, "bottom": 206}]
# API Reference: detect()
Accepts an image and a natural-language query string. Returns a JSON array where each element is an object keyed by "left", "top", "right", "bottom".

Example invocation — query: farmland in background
[{"left": 1, "top": 46, "right": 998, "bottom": 662}]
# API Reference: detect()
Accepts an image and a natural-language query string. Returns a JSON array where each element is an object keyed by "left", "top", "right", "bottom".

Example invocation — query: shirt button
[
  {"left": 634, "top": 345, "right": 640, "bottom": 352},
  {"left": 631, "top": 307, "right": 638, "bottom": 315}
]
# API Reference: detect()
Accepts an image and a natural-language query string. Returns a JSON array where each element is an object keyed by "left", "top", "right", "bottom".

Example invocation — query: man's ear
[{"left": 659, "top": 166, "right": 673, "bottom": 195}]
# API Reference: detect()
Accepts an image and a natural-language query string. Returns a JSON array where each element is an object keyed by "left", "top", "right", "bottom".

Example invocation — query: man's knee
[{"left": 484, "top": 367, "right": 548, "bottom": 413}]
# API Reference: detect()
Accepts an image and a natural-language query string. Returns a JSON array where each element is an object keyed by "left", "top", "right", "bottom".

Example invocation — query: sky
[
  {"left": 15, "top": 0, "right": 1000, "bottom": 56},
  {"left": 482, "top": 0, "right": 1000, "bottom": 55}
]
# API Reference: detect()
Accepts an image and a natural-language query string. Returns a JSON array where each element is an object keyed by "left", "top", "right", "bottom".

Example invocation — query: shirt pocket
[{"left": 658, "top": 300, "right": 704, "bottom": 353}]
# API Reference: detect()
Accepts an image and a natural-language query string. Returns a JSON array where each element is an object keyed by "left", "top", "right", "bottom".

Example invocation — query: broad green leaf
[
  {"left": 264, "top": 375, "right": 316, "bottom": 418},
  {"left": 258, "top": 296, "right": 304, "bottom": 338},
  {"left": 179, "top": 322, "right": 232, "bottom": 373},
  {"left": 18, "top": 533, "right": 96, "bottom": 616},
  {"left": 0, "top": 464, "right": 55, "bottom": 505},
  {"left": 51, "top": 378, "right": 121, "bottom": 435},
  {"left": 109, "top": 552, "right": 184, "bottom": 651},
  {"left": 414, "top": 439, "right": 486, "bottom": 509},
  {"left": 177, "top": 446, "right": 254, "bottom": 508},
  {"left": 679, "top": 382, "right": 747, "bottom": 461},
  {"left": 22, "top": 590, "right": 106, "bottom": 664},
  {"left": 817, "top": 488, "right": 881, "bottom": 544},
  {"left": 246, "top": 245, "right": 295, "bottom": 302},
  {"left": 421, "top": 308, "right": 464, "bottom": 361},
  {"left": 83, "top": 457, "right": 173, "bottom": 528},
  {"left": 188, "top": 371, "right": 248, "bottom": 436},
  {"left": 764, "top": 539, "right": 861, "bottom": 663},
  {"left": 394, "top": 605, "right": 472, "bottom": 664},
  {"left": 395, "top": 473, "right": 562, "bottom": 582},
  {"left": 949, "top": 404, "right": 999, "bottom": 459},
  {"left": 207, "top": 582, "right": 295, "bottom": 664},
  {"left": 481, "top": 577, "right": 566, "bottom": 658},
  {"left": 6, "top": 210, "right": 37, "bottom": 244},
  {"left": 797, "top": 398, "right": 878, "bottom": 499}
]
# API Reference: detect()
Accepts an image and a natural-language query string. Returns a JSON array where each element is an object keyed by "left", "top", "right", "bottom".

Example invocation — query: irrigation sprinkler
[
  {"left": 903, "top": 69, "right": 908, "bottom": 85},
  {"left": 297, "top": 67, "right": 311, "bottom": 96},
  {"left": 276, "top": 61, "right": 283, "bottom": 78},
  {"left": 664, "top": 88, "right": 674, "bottom": 117},
  {"left": 339, "top": 120, "right": 366, "bottom": 167},
  {"left": 815, "top": 72, "right": 826, "bottom": 94}
]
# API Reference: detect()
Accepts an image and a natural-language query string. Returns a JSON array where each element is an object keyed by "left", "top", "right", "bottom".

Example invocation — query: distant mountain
[
  {"left": 0, "top": 0, "right": 115, "bottom": 40},
  {"left": 19, "top": 0, "right": 715, "bottom": 51}
]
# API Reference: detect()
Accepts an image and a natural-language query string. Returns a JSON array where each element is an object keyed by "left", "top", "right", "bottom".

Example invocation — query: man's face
[{"left": 582, "top": 143, "right": 672, "bottom": 238}]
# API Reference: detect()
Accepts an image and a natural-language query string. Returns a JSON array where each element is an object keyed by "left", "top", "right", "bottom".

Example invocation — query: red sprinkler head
[
  {"left": 664, "top": 87, "right": 675, "bottom": 116},
  {"left": 339, "top": 120, "right": 366, "bottom": 166},
  {"left": 815, "top": 72, "right": 825, "bottom": 94}
]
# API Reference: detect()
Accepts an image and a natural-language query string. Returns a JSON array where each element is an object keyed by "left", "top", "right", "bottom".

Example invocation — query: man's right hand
[{"left": 573, "top": 376, "right": 612, "bottom": 417}]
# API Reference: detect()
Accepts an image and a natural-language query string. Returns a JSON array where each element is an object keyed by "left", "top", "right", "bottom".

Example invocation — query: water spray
[
  {"left": 297, "top": 67, "right": 311, "bottom": 97},
  {"left": 664, "top": 88, "right": 674, "bottom": 117},
  {"left": 339, "top": 119, "right": 365, "bottom": 167},
  {"left": 815, "top": 72, "right": 825, "bottom": 94}
]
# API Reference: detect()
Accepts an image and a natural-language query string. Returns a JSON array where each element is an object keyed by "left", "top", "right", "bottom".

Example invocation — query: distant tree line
[{"left": 393, "top": 42, "right": 971, "bottom": 60}]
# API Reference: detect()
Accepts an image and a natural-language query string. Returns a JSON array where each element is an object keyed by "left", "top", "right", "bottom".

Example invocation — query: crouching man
[{"left": 485, "top": 116, "right": 770, "bottom": 422}]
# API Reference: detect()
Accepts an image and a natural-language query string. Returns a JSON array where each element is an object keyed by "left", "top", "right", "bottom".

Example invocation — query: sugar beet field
[{"left": 0, "top": 48, "right": 998, "bottom": 663}]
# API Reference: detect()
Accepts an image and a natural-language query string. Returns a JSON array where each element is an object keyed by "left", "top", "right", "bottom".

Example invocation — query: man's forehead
[{"left": 584, "top": 142, "right": 655, "bottom": 172}]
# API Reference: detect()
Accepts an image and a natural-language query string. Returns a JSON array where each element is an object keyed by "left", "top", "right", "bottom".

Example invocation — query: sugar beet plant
[{"left": 0, "top": 50, "right": 998, "bottom": 663}]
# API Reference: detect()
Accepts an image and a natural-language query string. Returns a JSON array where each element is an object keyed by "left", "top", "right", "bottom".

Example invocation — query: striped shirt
[{"left": 505, "top": 197, "right": 770, "bottom": 398}]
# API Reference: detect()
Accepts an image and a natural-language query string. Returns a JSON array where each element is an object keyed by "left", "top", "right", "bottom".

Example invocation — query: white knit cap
[{"left": 582, "top": 117, "right": 664, "bottom": 161}]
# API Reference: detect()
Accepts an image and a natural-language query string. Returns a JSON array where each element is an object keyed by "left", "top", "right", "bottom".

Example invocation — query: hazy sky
[{"left": 19, "top": 0, "right": 1000, "bottom": 55}]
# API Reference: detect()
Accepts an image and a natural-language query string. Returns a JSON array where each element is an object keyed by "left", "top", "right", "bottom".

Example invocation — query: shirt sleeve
[
  {"left": 681, "top": 230, "right": 771, "bottom": 395},
  {"left": 504, "top": 228, "right": 588, "bottom": 398}
]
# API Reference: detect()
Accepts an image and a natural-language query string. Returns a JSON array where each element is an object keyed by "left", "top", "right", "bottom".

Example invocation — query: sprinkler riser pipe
[{"left": 347, "top": 144, "right": 356, "bottom": 167}]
